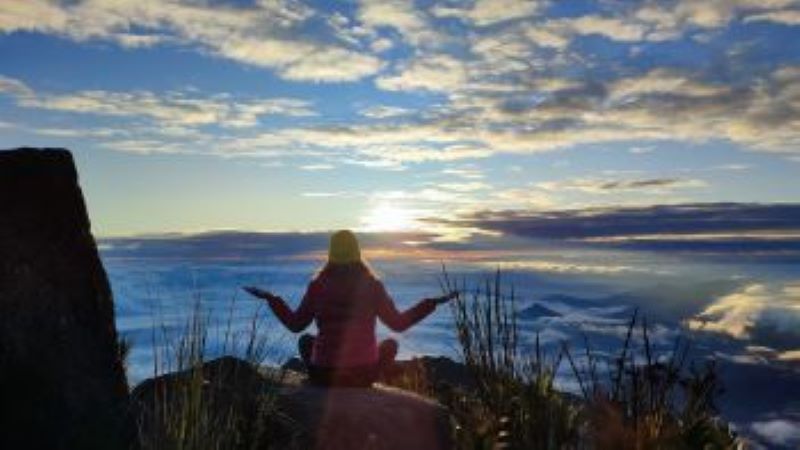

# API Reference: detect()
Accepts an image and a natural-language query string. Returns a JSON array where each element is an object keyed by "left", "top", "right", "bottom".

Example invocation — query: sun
[{"left": 360, "top": 203, "right": 420, "bottom": 232}]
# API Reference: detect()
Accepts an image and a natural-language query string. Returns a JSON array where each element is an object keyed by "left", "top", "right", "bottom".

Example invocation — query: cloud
[
  {"left": 358, "top": 0, "right": 437, "bottom": 46},
  {"left": 608, "top": 69, "right": 731, "bottom": 100},
  {"left": 98, "top": 230, "right": 438, "bottom": 260},
  {"left": 431, "top": 0, "right": 545, "bottom": 26},
  {"left": 370, "top": 37, "right": 394, "bottom": 52},
  {"left": 0, "top": 75, "right": 315, "bottom": 127},
  {"left": 299, "top": 163, "right": 335, "bottom": 171},
  {"left": 436, "top": 202, "right": 800, "bottom": 257},
  {"left": 632, "top": 0, "right": 800, "bottom": 39},
  {"left": 549, "top": 15, "right": 648, "bottom": 43},
  {"left": 376, "top": 54, "right": 468, "bottom": 92},
  {"left": 359, "top": 105, "right": 414, "bottom": 119},
  {"left": 745, "top": 9, "right": 800, "bottom": 25},
  {"left": 535, "top": 177, "right": 708, "bottom": 194},
  {"left": 277, "top": 47, "right": 384, "bottom": 82},
  {"left": 750, "top": 419, "right": 800, "bottom": 448},
  {"left": 0, "top": 0, "right": 381, "bottom": 82},
  {"left": 4, "top": 1, "right": 799, "bottom": 164},
  {"left": 0, "top": 75, "right": 33, "bottom": 97},
  {"left": 203, "top": 122, "right": 492, "bottom": 166},
  {"left": 522, "top": 25, "right": 570, "bottom": 48},
  {"left": 441, "top": 166, "right": 485, "bottom": 180},
  {"left": 302, "top": 191, "right": 351, "bottom": 198},
  {"left": 687, "top": 283, "right": 800, "bottom": 346}
]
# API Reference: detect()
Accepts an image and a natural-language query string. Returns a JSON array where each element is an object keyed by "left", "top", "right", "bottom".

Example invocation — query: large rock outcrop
[
  {"left": 132, "top": 357, "right": 454, "bottom": 450},
  {"left": 0, "top": 148, "right": 132, "bottom": 449},
  {"left": 279, "top": 383, "right": 453, "bottom": 450}
]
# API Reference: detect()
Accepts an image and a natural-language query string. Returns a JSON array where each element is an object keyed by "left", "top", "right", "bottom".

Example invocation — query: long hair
[
  {"left": 313, "top": 259, "right": 377, "bottom": 282},
  {"left": 315, "top": 230, "right": 379, "bottom": 284}
]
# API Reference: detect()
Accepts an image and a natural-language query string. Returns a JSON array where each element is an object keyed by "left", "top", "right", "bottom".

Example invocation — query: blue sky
[{"left": 1, "top": 0, "right": 799, "bottom": 237}]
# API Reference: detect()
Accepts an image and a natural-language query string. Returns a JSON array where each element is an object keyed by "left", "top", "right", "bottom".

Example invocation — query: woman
[{"left": 244, "top": 230, "right": 456, "bottom": 387}]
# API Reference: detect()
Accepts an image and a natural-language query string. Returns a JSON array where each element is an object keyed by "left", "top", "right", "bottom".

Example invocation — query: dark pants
[{"left": 298, "top": 333, "right": 398, "bottom": 387}]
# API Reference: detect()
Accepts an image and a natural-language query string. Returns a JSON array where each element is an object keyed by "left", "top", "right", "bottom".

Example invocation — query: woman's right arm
[{"left": 244, "top": 284, "right": 316, "bottom": 332}]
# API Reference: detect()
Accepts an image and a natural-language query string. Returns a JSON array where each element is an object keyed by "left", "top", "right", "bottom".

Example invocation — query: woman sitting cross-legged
[{"left": 244, "top": 229, "right": 457, "bottom": 387}]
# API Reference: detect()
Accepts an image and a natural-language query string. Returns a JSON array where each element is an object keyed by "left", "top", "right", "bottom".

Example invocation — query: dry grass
[
  {"left": 131, "top": 297, "right": 292, "bottom": 450},
  {"left": 440, "top": 268, "right": 740, "bottom": 450}
]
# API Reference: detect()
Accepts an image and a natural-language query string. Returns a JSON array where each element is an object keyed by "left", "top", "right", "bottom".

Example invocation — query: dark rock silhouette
[{"left": 0, "top": 148, "right": 132, "bottom": 449}]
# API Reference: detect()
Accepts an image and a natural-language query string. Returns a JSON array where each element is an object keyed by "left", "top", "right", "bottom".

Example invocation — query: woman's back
[{"left": 310, "top": 267, "right": 382, "bottom": 367}]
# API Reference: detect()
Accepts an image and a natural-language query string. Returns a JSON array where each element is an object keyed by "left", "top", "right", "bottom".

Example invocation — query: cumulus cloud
[
  {"left": 357, "top": 0, "right": 441, "bottom": 46},
  {"left": 368, "top": 33, "right": 799, "bottom": 154},
  {"left": 3, "top": 0, "right": 799, "bottom": 164},
  {"left": 0, "top": 0, "right": 381, "bottom": 82},
  {"left": 376, "top": 54, "right": 468, "bottom": 92},
  {"left": 631, "top": 0, "right": 800, "bottom": 39},
  {"left": 544, "top": 15, "right": 648, "bottom": 43}
]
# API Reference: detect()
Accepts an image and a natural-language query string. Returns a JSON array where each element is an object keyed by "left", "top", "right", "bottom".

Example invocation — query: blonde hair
[
  {"left": 328, "top": 229, "right": 361, "bottom": 264},
  {"left": 314, "top": 230, "right": 377, "bottom": 280}
]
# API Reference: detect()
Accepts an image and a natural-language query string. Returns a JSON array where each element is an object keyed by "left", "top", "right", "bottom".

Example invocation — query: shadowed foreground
[
  {"left": 133, "top": 356, "right": 453, "bottom": 450},
  {"left": 0, "top": 148, "right": 131, "bottom": 449}
]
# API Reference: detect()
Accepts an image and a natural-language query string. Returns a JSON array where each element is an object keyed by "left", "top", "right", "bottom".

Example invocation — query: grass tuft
[
  {"left": 133, "top": 296, "right": 292, "bottom": 450},
  {"left": 440, "top": 267, "right": 739, "bottom": 450}
]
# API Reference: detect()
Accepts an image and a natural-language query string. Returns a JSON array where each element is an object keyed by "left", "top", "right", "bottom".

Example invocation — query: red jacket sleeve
[
  {"left": 375, "top": 280, "right": 436, "bottom": 332},
  {"left": 267, "top": 281, "right": 317, "bottom": 333}
]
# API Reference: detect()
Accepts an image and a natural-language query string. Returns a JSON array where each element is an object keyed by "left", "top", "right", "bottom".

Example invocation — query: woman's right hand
[{"left": 243, "top": 286, "right": 278, "bottom": 302}]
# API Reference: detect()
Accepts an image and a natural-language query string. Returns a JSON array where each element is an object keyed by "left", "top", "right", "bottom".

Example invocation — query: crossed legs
[{"left": 298, "top": 333, "right": 397, "bottom": 387}]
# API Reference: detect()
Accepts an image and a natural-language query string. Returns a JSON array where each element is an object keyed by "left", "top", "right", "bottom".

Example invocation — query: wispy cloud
[
  {"left": 359, "top": 105, "right": 414, "bottom": 119},
  {"left": 299, "top": 163, "right": 335, "bottom": 171},
  {"left": 0, "top": 75, "right": 315, "bottom": 128},
  {"left": 536, "top": 177, "right": 708, "bottom": 194},
  {"left": 431, "top": 0, "right": 545, "bottom": 26}
]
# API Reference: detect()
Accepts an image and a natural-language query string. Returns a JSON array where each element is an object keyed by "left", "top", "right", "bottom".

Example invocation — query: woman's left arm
[{"left": 376, "top": 281, "right": 453, "bottom": 332}]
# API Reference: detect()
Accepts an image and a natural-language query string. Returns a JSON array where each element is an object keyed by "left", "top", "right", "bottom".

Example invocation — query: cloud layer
[{"left": 438, "top": 202, "right": 800, "bottom": 257}]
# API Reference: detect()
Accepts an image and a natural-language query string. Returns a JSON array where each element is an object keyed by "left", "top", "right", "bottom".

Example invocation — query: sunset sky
[{"left": 1, "top": 0, "right": 799, "bottom": 238}]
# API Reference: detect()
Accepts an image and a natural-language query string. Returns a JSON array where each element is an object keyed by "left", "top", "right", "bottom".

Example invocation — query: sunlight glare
[{"left": 360, "top": 203, "right": 420, "bottom": 232}]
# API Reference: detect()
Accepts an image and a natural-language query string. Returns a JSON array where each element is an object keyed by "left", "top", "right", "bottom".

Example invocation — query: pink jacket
[{"left": 267, "top": 273, "right": 436, "bottom": 367}]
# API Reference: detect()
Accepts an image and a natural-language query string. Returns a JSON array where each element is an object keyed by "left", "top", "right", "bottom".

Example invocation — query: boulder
[
  {"left": 0, "top": 148, "right": 132, "bottom": 449},
  {"left": 131, "top": 356, "right": 294, "bottom": 449},
  {"left": 279, "top": 383, "right": 453, "bottom": 450},
  {"left": 134, "top": 357, "right": 454, "bottom": 450}
]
